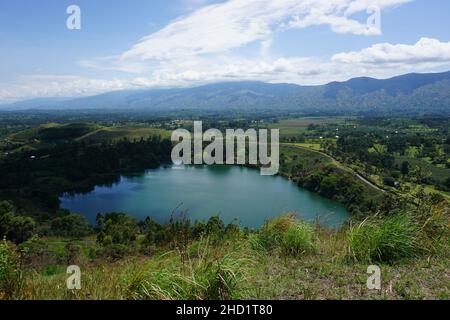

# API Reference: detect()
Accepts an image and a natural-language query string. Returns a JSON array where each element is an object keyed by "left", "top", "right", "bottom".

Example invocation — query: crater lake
[{"left": 60, "top": 165, "right": 350, "bottom": 228}]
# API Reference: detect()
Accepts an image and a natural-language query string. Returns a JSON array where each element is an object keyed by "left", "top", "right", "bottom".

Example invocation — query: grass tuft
[
  {"left": 252, "top": 214, "right": 315, "bottom": 256},
  {"left": 281, "top": 222, "right": 315, "bottom": 256},
  {"left": 347, "top": 213, "right": 423, "bottom": 263},
  {"left": 127, "top": 238, "right": 249, "bottom": 300}
]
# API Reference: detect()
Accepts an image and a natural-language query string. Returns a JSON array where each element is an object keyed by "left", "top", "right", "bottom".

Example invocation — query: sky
[{"left": 1, "top": 0, "right": 450, "bottom": 102}]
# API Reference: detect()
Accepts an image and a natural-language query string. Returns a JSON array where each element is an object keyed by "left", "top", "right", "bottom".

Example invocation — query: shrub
[
  {"left": 205, "top": 216, "right": 225, "bottom": 237},
  {"left": 0, "top": 201, "right": 36, "bottom": 244},
  {"left": 65, "top": 243, "right": 82, "bottom": 265},
  {"left": 347, "top": 213, "right": 422, "bottom": 263},
  {"left": 0, "top": 239, "right": 22, "bottom": 299},
  {"left": 96, "top": 213, "right": 139, "bottom": 245},
  {"left": 18, "top": 236, "right": 50, "bottom": 267},
  {"left": 98, "top": 243, "right": 130, "bottom": 261},
  {"left": 49, "top": 214, "right": 92, "bottom": 238},
  {"left": 383, "top": 176, "right": 396, "bottom": 187}
]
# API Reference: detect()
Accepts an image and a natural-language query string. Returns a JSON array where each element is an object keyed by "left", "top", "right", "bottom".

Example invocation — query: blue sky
[{"left": 1, "top": 0, "right": 450, "bottom": 102}]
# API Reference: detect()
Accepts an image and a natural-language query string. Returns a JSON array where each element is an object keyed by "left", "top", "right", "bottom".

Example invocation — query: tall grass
[
  {"left": 251, "top": 214, "right": 315, "bottom": 256},
  {"left": 281, "top": 222, "right": 315, "bottom": 256},
  {"left": 5, "top": 211, "right": 447, "bottom": 300},
  {"left": 127, "top": 237, "right": 249, "bottom": 300},
  {"left": 347, "top": 213, "right": 423, "bottom": 263},
  {"left": 0, "top": 239, "right": 22, "bottom": 299}
]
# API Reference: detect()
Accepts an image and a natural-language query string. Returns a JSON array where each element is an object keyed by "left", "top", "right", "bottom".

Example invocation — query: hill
[{"left": 1, "top": 71, "right": 450, "bottom": 115}]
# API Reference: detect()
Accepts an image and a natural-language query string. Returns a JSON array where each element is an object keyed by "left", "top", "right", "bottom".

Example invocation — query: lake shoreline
[{"left": 60, "top": 164, "right": 351, "bottom": 229}]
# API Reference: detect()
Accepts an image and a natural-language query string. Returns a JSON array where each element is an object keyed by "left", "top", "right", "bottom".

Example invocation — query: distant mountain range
[{"left": 2, "top": 71, "right": 450, "bottom": 115}]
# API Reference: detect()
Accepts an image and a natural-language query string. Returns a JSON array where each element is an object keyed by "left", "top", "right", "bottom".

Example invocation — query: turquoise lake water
[{"left": 60, "top": 165, "right": 350, "bottom": 228}]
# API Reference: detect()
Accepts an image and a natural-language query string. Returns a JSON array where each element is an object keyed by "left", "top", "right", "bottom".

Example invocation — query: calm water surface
[{"left": 60, "top": 165, "right": 350, "bottom": 228}]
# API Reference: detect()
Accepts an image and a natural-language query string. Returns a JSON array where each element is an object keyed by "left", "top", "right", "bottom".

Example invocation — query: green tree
[
  {"left": 96, "top": 213, "right": 139, "bottom": 245},
  {"left": 401, "top": 161, "right": 410, "bottom": 176},
  {"left": 0, "top": 201, "right": 36, "bottom": 244},
  {"left": 50, "top": 214, "right": 92, "bottom": 238}
]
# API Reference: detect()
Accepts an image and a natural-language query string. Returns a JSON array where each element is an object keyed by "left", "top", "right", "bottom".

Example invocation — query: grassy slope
[
  {"left": 16, "top": 225, "right": 449, "bottom": 300},
  {"left": 5, "top": 123, "right": 171, "bottom": 152},
  {"left": 76, "top": 126, "right": 171, "bottom": 143}
]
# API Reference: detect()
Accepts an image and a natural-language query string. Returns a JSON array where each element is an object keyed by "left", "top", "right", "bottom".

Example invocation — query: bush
[
  {"left": 49, "top": 214, "right": 92, "bottom": 238},
  {"left": 205, "top": 216, "right": 225, "bottom": 239},
  {"left": 383, "top": 176, "right": 396, "bottom": 187},
  {"left": 98, "top": 243, "right": 130, "bottom": 261},
  {"left": 0, "top": 201, "right": 36, "bottom": 244},
  {"left": 347, "top": 213, "right": 422, "bottom": 263},
  {"left": 96, "top": 213, "right": 139, "bottom": 245},
  {"left": 18, "top": 236, "right": 49, "bottom": 267},
  {"left": 0, "top": 239, "right": 22, "bottom": 299},
  {"left": 65, "top": 243, "right": 82, "bottom": 265}
]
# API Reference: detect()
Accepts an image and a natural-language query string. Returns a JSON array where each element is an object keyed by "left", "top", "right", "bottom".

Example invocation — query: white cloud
[
  {"left": 0, "top": 75, "right": 147, "bottom": 103},
  {"left": 135, "top": 37, "right": 450, "bottom": 87},
  {"left": 86, "top": 0, "right": 411, "bottom": 71},
  {"left": 5, "top": 0, "right": 450, "bottom": 102},
  {"left": 4, "top": 36, "right": 450, "bottom": 103},
  {"left": 332, "top": 37, "right": 450, "bottom": 64},
  {"left": 78, "top": 56, "right": 150, "bottom": 74}
]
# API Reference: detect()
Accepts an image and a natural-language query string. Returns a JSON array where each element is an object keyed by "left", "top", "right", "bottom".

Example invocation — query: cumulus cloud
[
  {"left": 332, "top": 38, "right": 450, "bottom": 64},
  {"left": 5, "top": 36, "right": 450, "bottom": 103},
  {"left": 3, "top": 36, "right": 450, "bottom": 102},
  {"left": 4, "top": 0, "right": 450, "bottom": 102}
]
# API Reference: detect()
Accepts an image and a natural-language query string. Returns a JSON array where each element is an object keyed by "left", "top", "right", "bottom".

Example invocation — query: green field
[
  {"left": 76, "top": 126, "right": 171, "bottom": 142},
  {"left": 4, "top": 123, "right": 171, "bottom": 153},
  {"left": 396, "top": 156, "right": 450, "bottom": 184},
  {"left": 269, "top": 117, "right": 352, "bottom": 138}
]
